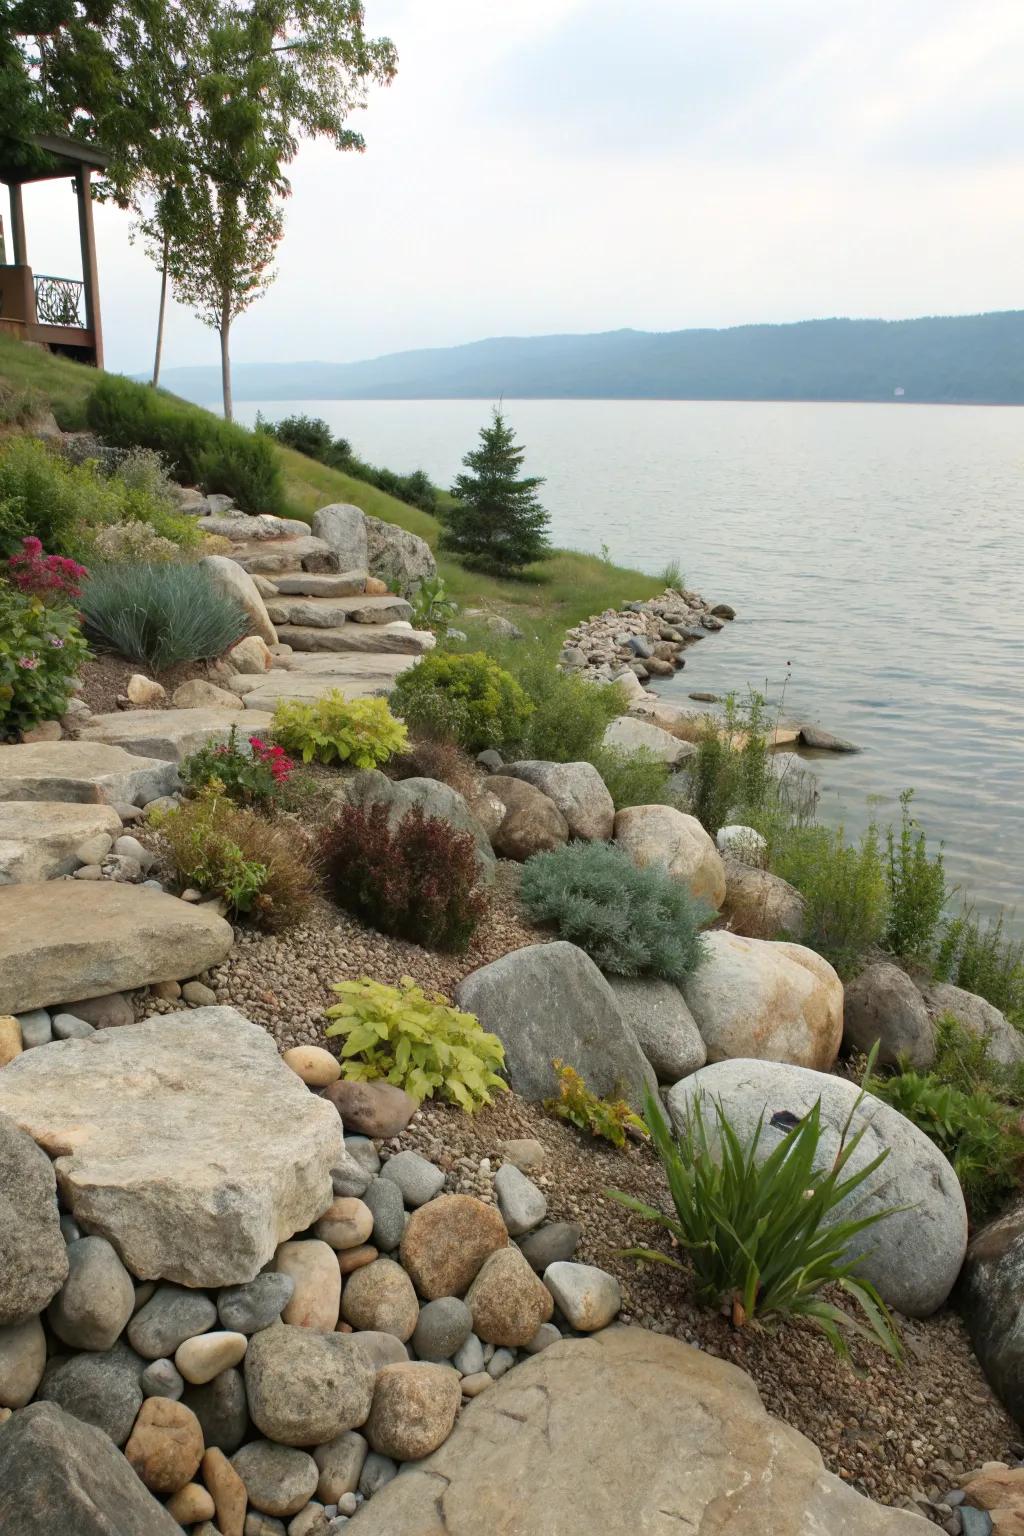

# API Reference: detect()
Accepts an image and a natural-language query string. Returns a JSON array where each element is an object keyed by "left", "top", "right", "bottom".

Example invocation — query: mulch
[{"left": 76, "top": 653, "right": 221, "bottom": 716}]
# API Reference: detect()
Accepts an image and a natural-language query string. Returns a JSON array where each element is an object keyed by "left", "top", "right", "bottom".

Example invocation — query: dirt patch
[{"left": 76, "top": 654, "right": 223, "bottom": 716}]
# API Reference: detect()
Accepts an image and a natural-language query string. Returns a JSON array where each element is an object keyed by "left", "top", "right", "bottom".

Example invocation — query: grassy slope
[{"left": 0, "top": 335, "right": 663, "bottom": 643}]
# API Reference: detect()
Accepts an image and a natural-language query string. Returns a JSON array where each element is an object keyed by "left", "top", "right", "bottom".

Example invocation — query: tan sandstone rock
[
  {"left": 201, "top": 553, "right": 278, "bottom": 645},
  {"left": 400, "top": 1196, "right": 508, "bottom": 1301},
  {"left": 613, "top": 803, "right": 726, "bottom": 909},
  {"left": 276, "top": 1240, "right": 342, "bottom": 1331},
  {"left": 124, "top": 1397, "right": 204, "bottom": 1494},
  {"left": 366, "top": 1362, "right": 461, "bottom": 1461},
  {"left": 282, "top": 1045, "right": 341, "bottom": 1087}
]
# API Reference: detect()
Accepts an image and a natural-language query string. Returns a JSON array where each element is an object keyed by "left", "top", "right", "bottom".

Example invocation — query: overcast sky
[{"left": 14, "top": 0, "right": 1024, "bottom": 374}]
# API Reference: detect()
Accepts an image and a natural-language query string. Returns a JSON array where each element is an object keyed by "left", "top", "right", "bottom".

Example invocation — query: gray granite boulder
[
  {"left": 0, "top": 1111, "right": 67, "bottom": 1326},
  {"left": 919, "top": 979, "right": 1024, "bottom": 1068},
  {"left": 960, "top": 1203, "right": 1024, "bottom": 1427},
  {"left": 604, "top": 976, "right": 706, "bottom": 1083},
  {"left": 364, "top": 514, "right": 436, "bottom": 595},
  {"left": 311, "top": 504, "right": 368, "bottom": 572},
  {"left": 503, "top": 761, "right": 614, "bottom": 841},
  {"left": 843, "top": 961, "right": 935, "bottom": 1069}
]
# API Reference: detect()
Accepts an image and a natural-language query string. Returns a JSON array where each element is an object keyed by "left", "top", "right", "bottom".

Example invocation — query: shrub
[
  {"left": 935, "top": 908, "right": 1024, "bottom": 1023},
  {"left": 610, "top": 1083, "right": 902, "bottom": 1362},
  {"left": 80, "top": 563, "right": 250, "bottom": 670},
  {"left": 112, "top": 446, "right": 182, "bottom": 513},
  {"left": 273, "top": 691, "right": 408, "bottom": 768},
  {"left": 930, "top": 1012, "right": 1024, "bottom": 1105},
  {"left": 520, "top": 841, "right": 710, "bottom": 983},
  {"left": 257, "top": 411, "right": 441, "bottom": 513},
  {"left": 325, "top": 801, "right": 487, "bottom": 952},
  {"left": 588, "top": 744, "right": 672, "bottom": 809},
  {"left": 867, "top": 1064, "right": 1024, "bottom": 1220},
  {"left": 324, "top": 976, "right": 507, "bottom": 1110},
  {"left": 86, "top": 373, "right": 285, "bottom": 515},
  {"left": 181, "top": 725, "right": 294, "bottom": 808},
  {"left": 504, "top": 644, "right": 623, "bottom": 762},
  {"left": 389, "top": 737, "right": 481, "bottom": 802},
  {"left": 689, "top": 692, "right": 774, "bottom": 837},
  {"left": 659, "top": 558, "right": 686, "bottom": 590},
  {"left": 7, "top": 536, "right": 87, "bottom": 601},
  {"left": 0, "top": 588, "right": 89, "bottom": 736},
  {"left": 88, "top": 521, "right": 183, "bottom": 564},
  {"left": 152, "top": 790, "right": 316, "bottom": 931},
  {"left": 545, "top": 1061, "right": 645, "bottom": 1148},
  {"left": 772, "top": 823, "right": 888, "bottom": 977},
  {"left": 257, "top": 411, "right": 337, "bottom": 461},
  {"left": 885, "top": 791, "right": 947, "bottom": 959},
  {"left": 390, "top": 651, "right": 533, "bottom": 755}
]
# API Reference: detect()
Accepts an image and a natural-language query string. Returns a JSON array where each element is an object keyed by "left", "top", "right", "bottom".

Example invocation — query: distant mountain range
[{"left": 157, "top": 311, "right": 1024, "bottom": 405}]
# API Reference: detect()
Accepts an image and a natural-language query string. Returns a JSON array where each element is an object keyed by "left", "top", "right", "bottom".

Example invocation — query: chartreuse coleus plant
[
  {"left": 325, "top": 977, "right": 508, "bottom": 1112},
  {"left": 272, "top": 690, "right": 407, "bottom": 767}
]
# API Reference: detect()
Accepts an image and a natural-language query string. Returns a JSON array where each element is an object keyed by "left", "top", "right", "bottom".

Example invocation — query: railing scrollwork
[{"left": 34, "top": 274, "right": 84, "bottom": 328}]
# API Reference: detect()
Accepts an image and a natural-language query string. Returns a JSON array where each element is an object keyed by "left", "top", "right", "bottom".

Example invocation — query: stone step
[
  {"left": 230, "top": 535, "right": 338, "bottom": 576},
  {"left": 197, "top": 512, "right": 312, "bottom": 542},
  {"left": 241, "top": 653, "right": 417, "bottom": 709},
  {"left": 0, "top": 882, "right": 234, "bottom": 1016},
  {"left": 78, "top": 709, "right": 275, "bottom": 763},
  {"left": 0, "top": 801, "right": 123, "bottom": 883},
  {"left": 272, "top": 570, "right": 368, "bottom": 598},
  {"left": 266, "top": 593, "right": 413, "bottom": 627},
  {"left": 276, "top": 624, "right": 432, "bottom": 655},
  {"left": 0, "top": 741, "right": 179, "bottom": 806}
]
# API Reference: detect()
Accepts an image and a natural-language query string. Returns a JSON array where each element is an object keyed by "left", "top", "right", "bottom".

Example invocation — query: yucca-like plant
[
  {"left": 80, "top": 563, "right": 249, "bottom": 670},
  {"left": 609, "top": 1064, "right": 903, "bottom": 1363}
]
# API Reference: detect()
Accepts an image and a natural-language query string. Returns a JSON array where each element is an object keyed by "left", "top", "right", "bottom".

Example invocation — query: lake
[{"left": 235, "top": 397, "right": 1024, "bottom": 929}]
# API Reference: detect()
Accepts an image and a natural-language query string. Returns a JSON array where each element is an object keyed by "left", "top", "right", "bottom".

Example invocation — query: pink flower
[{"left": 17, "top": 655, "right": 39, "bottom": 670}]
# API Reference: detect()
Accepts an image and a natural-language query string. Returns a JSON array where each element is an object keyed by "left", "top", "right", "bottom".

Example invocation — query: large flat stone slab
[
  {"left": 267, "top": 594, "right": 412, "bottom": 628},
  {"left": 79, "top": 710, "right": 274, "bottom": 763},
  {"left": 273, "top": 571, "right": 367, "bottom": 597},
  {"left": 0, "top": 741, "right": 179, "bottom": 806},
  {"left": 230, "top": 535, "right": 338, "bottom": 575},
  {"left": 0, "top": 801, "right": 123, "bottom": 883},
  {"left": 0, "top": 1009, "right": 344, "bottom": 1287},
  {"left": 352, "top": 1327, "right": 923, "bottom": 1536},
  {"left": 277, "top": 624, "right": 433, "bottom": 655},
  {"left": 0, "top": 883, "right": 234, "bottom": 1015},
  {"left": 242, "top": 655, "right": 417, "bottom": 708}
]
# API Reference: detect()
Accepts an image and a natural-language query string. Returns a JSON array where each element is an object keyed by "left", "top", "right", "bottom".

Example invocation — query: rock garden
[{"left": 2, "top": 376, "right": 1024, "bottom": 1536}]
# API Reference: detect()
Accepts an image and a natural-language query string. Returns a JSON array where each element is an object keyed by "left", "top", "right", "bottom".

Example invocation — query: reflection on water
[{"left": 236, "top": 397, "right": 1024, "bottom": 928}]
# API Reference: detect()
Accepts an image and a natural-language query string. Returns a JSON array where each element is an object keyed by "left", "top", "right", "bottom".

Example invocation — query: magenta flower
[{"left": 17, "top": 656, "right": 40, "bottom": 670}]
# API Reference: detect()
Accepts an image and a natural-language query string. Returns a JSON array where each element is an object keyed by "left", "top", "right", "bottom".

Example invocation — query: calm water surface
[{"left": 237, "top": 398, "right": 1024, "bottom": 926}]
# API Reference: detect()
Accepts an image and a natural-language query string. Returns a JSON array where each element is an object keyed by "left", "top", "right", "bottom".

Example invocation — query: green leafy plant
[
  {"left": 658, "top": 558, "right": 686, "bottom": 590},
  {"left": 772, "top": 823, "right": 888, "bottom": 977},
  {"left": 502, "top": 642, "right": 624, "bottom": 762},
  {"left": 0, "top": 588, "right": 89, "bottom": 736},
  {"left": 610, "top": 1080, "right": 902, "bottom": 1362},
  {"left": 324, "top": 801, "right": 487, "bottom": 952},
  {"left": 181, "top": 725, "right": 294, "bottom": 808},
  {"left": 256, "top": 412, "right": 440, "bottom": 512},
  {"left": 324, "top": 976, "right": 507, "bottom": 1110},
  {"left": 390, "top": 651, "right": 533, "bottom": 755},
  {"left": 80, "top": 562, "right": 250, "bottom": 670},
  {"left": 272, "top": 690, "right": 408, "bottom": 768},
  {"left": 520, "top": 840, "right": 710, "bottom": 983},
  {"left": 545, "top": 1061, "right": 646, "bottom": 1148},
  {"left": 885, "top": 791, "right": 947, "bottom": 959},
  {"left": 410, "top": 575, "right": 458, "bottom": 632},
  {"left": 935, "top": 908, "right": 1024, "bottom": 1023},
  {"left": 929, "top": 1012, "right": 1024, "bottom": 1103},
  {"left": 588, "top": 744, "right": 673, "bottom": 809},
  {"left": 688, "top": 692, "right": 774, "bottom": 837},
  {"left": 152, "top": 789, "right": 316, "bottom": 930}
]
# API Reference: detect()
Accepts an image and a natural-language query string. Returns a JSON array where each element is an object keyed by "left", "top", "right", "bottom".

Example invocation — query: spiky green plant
[{"left": 80, "top": 562, "right": 249, "bottom": 669}]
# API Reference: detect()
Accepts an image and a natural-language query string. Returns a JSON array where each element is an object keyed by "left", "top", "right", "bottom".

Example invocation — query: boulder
[
  {"left": 243, "top": 1324, "right": 376, "bottom": 1446},
  {"left": 0, "top": 1400, "right": 181, "bottom": 1534},
  {"left": 627, "top": 698, "right": 706, "bottom": 743},
  {"left": 668, "top": 1059, "right": 967, "bottom": 1315},
  {"left": 79, "top": 709, "right": 274, "bottom": 764},
  {"left": 465, "top": 1247, "right": 554, "bottom": 1347},
  {"left": 171, "top": 679, "right": 244, "bottom": 711},
  {"left": 681, "top": 931, "right": 843, "bottom": 1071},
  {"left": 348, "top": 1327, "right": 924, "bottom": 1536},
  {"left": 919, "top": 980, "right": 1024, "bottom": 1068},
  {"left": 843, "top": 962, "right": 935, "bottom": 1069},
  {"left": 799, "top": 725, "right": 861, "bottom": 752},
  {"left": 503, "top": 761, "right": 614, "bottom": 841},
  {"left": 603, "top": 715, "right": 695, "bottom": 766},
  {"left": 0, "top": 740, "right": 178, "bottom": 806},
  {"left": 200, "top": 553, "right": 278, "bottom": 646},
  {"left": 0, "top": 1010, "right": 343, "bottom": 1287},
  {"left": 274, "top": 571, "right": 367, "bottom": 597},
  {"left": 720, "top": 857, "right": 805, "bottom": 941},
  {"left": 455, "top": 942, "right": 656, "bottom": 1109},
  {"left": 604, "top": 976, "right": 706, "bottom": 1083},
  {"left": 311, "top": 504, "right": 369, "bottom": 573},
  {"left": 715, "top": 824, "right": 768, "bottom": 864},
  {"left": 37, "top": 1339, "right": 145, "bottom": 1446},
  {"left": 0, "top": 1316, "right": 47, "bottom": 1408},
  {"left": 275, "top": 623, "right": 433, "bottom": 655},
  {"left": 613, "top": 804, "right": 726, "bottom": 910},
  {"left": 48, "top": 1236, "right": 135, "bottom": 1351},
  {"left": 400, "top": 1195, "right": 508, "bottom": 1300},
  {"left": 960, "top": 1204, "right": 1024, "bottom": 1425},
  {"left": 365, "top": 1362, "right": 461, "bottom": 1461},
  {"left": 0, "top": 801, "right": 123, "bottom": 884},
  {"left": 364, "top": 514, "right": 437, "bottom": 595},
  {"left": 0, "top": 882, "right": 233, "bottom": 1015},
  {"left": 486, "top": 776, "right": 569, "bottom": 861},
  {"left": 0, "top": 1111, "right": 67, "bottom": 1325},
  {"left": 336, "top": 770, "right": 495, "bottom": 884},
  {"left": 322, "top": 1079, "right": 418, "bottom": 1139}
]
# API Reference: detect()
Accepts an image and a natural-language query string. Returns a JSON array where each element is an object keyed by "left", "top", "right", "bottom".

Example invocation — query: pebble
[
  {"left": 337, "top": 1493, "right": 358, "bottom": 1516},
  {"left": 358, "top": 1452, "right": 398, "bottom": 1498},
  {"left": 313, "top": 1430, "right": 368, "bottom": 1503},
  {"left": 63, "top": 992, "right": 133, "bottom": 1028},
  {"left": 183, "top": 1365, "right": 250, "bottom": 1455},
  {"left": 113, "top": 833, "right": 156, "bottom": 870},
  {"left": 341, "top": 1258, "right": 418, "bottom": 1342},
  {"left": 141, "top": 1358, "right": 185, "bottom": 1400},
  {"left": 314, "top": 1198, "right": 374, "bottom": 1251},
  {"left": 380, "top": 1150, "right": 445, "bottom": 1207},
  {"left": 59, "top": 1214, "right": 81, "bottom": 1244},
  {"left": 123, "top": 1396, "right": 205, "bottom": 1495},
  {"left": 0, "top": 1316, "right": 46, "bottom": 1409},
  {"left": 0, "top": 1016, "right": 21, "bottom": 1066},
  {"left": 15, "top": 1009, "right": 52, "bottom": 1048},
  {"left": 128, "top": 1283, "right": 219, "bottom": 1358},
  {"left": 412, "top": 1297, "right": 473, "bottom": 1362},
  {"left": 175, "top": 1330, "right": 248, "bottom": 1384},
  {"left": 283, "top": 1045, "right": 341, "bottom": 1087},
  {"left": 182, "top": 980, "right": 217, "bottom": 1006},
  {"left": 460, "top": 1372, "right": 492, "bottom": 1397},
  {"left": 232, "top": 1440, "right": 319, "bottom": 1518},
  {"left": 498, "top": 1138, "right": 545, "bottom": 1170},
  {"left": 150, "top": 979, "right": 182, "bottom": 1001},
  {"left": 363, "top": 1177, "right": 406, "bottom": 1252},
  {"left": 494, "top": 1164, "right": 547, "bottom": 1236},
  {"left": 960, "top": 1512, "right": 993, "bottom": 1535},
  {"left": 452, "top": 1332, "right": 485, "bottom": 1376},
  {"left": 524, "top": 1322, "right": 562, "bottom": 1354},
  {"left": 166, "top": 1483, "right": 216, "bottom": 1523},
  {"left": 543, "top": 1262, "right": 621, "bottom": 1332},
  {"left": 48, "top": 1236, "right": 135, "bottom": 1352},
  {"left": 288, "top": 1503, "right": 329, "bottom": 1536},
  {"left": 52, "top": 1012, "right": 94, "bottom": 1039},
  {"left": 204, "top": 1445, "right": 249, "bottom": 1533},
  {"left": 518, "top": 1221, "right": 582, "bottom": 1273},
  {"left": 330, "top": 1149, "right": 372, "bottom": 1200},
  {"left": 246, "top": 1518, "right": 287, "bottom": 1536},
  {"left": 277, "top": 1240, "right": 341, "bottom": 1331},
  {"left": 337, "top": 1244, "right": 378, "bottom": 1276},
  {"left": 74, "top": 864, "right": 104, "bottom": 880},
  {"left": 219, "top": 1272, "right": 296, "bottom": 1335},
  {"left": 344, "top": 1138, "right": 381, "bottom": 1178}
]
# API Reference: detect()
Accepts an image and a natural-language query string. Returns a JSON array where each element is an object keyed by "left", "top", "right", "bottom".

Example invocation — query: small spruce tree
[{"left": 441, "top": 409, "right": 551, "bottom": 576}]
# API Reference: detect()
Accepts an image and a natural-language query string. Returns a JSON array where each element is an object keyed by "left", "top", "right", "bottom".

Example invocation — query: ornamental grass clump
[
  {"left": 79, "top": 562, "right": 250, "bottom": 670},
  {"left": 325, "top": 976, "right": 507, "bottom": 1110},
  {"left": 390, "top": 651, "right": 532, "bottom": 755},
  {"left": 609, "top": 1077, "right": 903, "bottom": 1363},
  {"left": 272, "top": 690, "right": 407, "bottom": 768},
  {"left": 324, "top": 801, "right": 487, "bottom": 952},
  {"left": 519, "top": 840, "right": 710, "bottom": 983}
]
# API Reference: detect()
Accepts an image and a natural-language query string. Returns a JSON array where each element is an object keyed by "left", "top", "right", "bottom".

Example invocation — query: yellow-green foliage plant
[
  {"left": 272, "top": 690, "right": 408, "bottom": 767},
  {"left": 544, "top": 1060, "right": 646, "bottom": 1149},
  {"left": 324, "top": 976, "right": 508, "bottom": 1111}
]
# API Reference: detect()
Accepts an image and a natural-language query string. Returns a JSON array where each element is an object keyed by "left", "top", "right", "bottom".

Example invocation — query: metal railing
[{"left": 33, "top": 274, "right": 84, "bottom": 328}]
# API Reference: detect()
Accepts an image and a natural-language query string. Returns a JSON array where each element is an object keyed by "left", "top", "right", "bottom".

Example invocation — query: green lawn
[{"left": 0, "top": 333, "right": 664, "bottom": 642}]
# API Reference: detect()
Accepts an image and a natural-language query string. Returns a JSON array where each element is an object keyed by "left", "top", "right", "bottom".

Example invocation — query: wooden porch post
[
  {"left": 75, "top": 164, "right": 103, "bottom": 367},
  {"left": 9, "top": 183, "right": 27, "bottom": 266}
]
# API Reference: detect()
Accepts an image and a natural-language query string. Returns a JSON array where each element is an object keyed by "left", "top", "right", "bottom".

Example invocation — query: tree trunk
[
  {"left": 219, "top": 297, "right": 232, "bottom": 421},
  {"left": 151, "top": 228, "right": 170, "bottom": 388}
]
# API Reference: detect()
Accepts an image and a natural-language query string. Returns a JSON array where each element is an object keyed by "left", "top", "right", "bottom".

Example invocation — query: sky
[{"left": 13, "top": 0, "right": 1024, "bottom": 374}]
